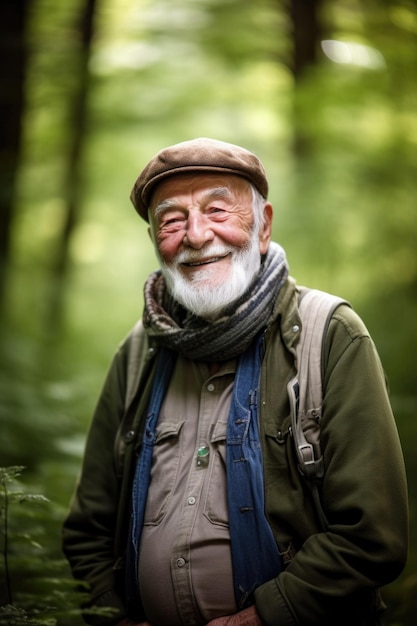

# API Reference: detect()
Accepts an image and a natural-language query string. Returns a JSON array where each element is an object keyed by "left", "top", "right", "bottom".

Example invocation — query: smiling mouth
[{"left": 182, "top": 254, "right": 230, "bottom": 268}]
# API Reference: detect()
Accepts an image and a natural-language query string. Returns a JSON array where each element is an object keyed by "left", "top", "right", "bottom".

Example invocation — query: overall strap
[
  {"left": 125, "top": 347, "right": 177, "bottom": 614},
  {"left": 227, "top": 334, "right": 282, "bottom": 609}
]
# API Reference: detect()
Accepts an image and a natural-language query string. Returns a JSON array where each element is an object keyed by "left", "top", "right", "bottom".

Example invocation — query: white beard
[{"left": 159, "top": 233, "right": 262, "bottom": 320}]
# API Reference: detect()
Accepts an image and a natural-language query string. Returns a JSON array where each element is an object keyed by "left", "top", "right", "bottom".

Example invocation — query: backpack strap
[{"left": 287, "top": 288, "right": 349, "bottom": 527}]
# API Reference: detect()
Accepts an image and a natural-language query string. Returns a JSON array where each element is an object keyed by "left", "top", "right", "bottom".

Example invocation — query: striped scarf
[{"left": 142, "top": 241, "right": 289, "bottom": 362}]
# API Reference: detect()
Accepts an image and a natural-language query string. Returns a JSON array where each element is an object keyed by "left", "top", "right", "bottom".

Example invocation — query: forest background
[{"left": 0, "top": 0, "right": 416, "bottom": 624}]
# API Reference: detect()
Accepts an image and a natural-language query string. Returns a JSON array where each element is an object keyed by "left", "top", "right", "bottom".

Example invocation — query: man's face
[{"left": 148, "top": 173, "right": 272, "bottom": 318}]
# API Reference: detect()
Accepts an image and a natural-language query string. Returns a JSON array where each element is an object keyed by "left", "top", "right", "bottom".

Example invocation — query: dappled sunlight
[
  {"left": 321, "top": 40, "right": 386, "bottom": 69},
  {"left": 69, "top": 222, "right": 107, "bottom": 264}
]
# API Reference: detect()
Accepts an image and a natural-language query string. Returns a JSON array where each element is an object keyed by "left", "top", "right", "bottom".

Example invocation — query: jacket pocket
[
  {"left": 263, "top": 414, "right": 293, "bottom": 476},
  {"left": 143, "top": 420, "right": 184, "bottom": 525}
]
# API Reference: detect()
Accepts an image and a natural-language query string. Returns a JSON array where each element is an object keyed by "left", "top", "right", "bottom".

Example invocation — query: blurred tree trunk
[
  {"left": 0, "top": 0, "right": 30, "bottom": 300},
  {"left": 47, "top": 0, "right": 98, "bottom": 327},
  {"left": 287, "top": 0, "right": 323, "bottom": 158},
  {"left": 290, "top": 0, "right": 321, "bottom": 80}
]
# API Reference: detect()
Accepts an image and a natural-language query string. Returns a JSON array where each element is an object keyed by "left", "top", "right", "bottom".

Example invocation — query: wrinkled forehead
[{"left": 149, "top": 172, "right": 253, "bottom": 213}]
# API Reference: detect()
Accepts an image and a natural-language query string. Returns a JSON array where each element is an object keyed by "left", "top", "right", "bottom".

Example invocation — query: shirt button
[
  {"left": 207, "top": 383, "right": 215, "bottom": 392},
  {"left": 176, "top": 557, "right": 186, "bottom": 568},
  {"left": 187, "top": 496, "right": 196, "bottom": 505},
  {"left": 292, "top": 324, "right": 300, "bottom": 333}
]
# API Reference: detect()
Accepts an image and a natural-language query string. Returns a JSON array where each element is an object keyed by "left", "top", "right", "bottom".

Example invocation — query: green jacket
[{"left": 62, "top": 277, "right": 408, "bottom": 626}]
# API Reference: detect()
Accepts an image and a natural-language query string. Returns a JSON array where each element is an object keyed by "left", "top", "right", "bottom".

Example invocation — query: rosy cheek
[
  {"left": 215, "top": 221, "right": 252, "bottom": 248},
  {"left": 156, "top": 233, "right": 183, "bottom": 264}
]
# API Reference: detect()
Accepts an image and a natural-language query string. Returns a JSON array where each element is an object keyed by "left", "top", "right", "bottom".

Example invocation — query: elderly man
[{"left": 62, "top": 138, "right": 408, "bottom": 626}]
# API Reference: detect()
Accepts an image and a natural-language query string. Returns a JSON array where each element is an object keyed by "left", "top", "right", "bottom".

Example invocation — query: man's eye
[
  {"left": 208, "top": 206, "right": 226, "bottom": 215},
  {"left": 162, "top": 216, "right": 184, "bottom": 226}
]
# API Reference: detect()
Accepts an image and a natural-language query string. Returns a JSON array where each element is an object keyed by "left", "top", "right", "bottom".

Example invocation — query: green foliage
[
  {"left": 0, "top": 466, "right": 119, "bottom": 626},
  {"left": 0, "top": 466, "right": 64, "bottom": 623},
  {"left": 0, "top": 604, "right": 56, "bottom": 626},
  {"left": 0, "top": 603, "right": 118, "bottom": 626}
]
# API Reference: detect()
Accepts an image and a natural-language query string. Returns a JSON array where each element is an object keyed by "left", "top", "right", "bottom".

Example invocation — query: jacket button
[
  {"left": 125, "top": 430, "right": 135, "bottom": 441},
  {"left": 292, "top": 324, "right": 300, "bottom": 333}
]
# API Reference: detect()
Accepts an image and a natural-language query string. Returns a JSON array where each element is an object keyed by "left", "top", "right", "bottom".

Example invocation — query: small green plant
[
  {"left": 0, "top": 604, "right": 56, "bottom": 626},
  {"left": 1, "top": 467, "right": 49, "bottom": 603},
  {"left": 0, "top": 466, "right": 118, "bottom": 626},
  {"left": 0, "top": 466, "right": 54, "bottom": 625}
]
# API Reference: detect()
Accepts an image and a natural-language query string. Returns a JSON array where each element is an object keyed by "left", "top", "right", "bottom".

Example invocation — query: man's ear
[
  {"left": 147, "top": 225, "right": 153, "bottom": 242},
  {"left": 258, "top": 202, "right": 273, "bottom": 255}
]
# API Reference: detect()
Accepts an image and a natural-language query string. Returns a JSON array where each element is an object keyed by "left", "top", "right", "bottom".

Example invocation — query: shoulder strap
[
  {"left": 287, "top": 288, "right": 348, "bottom": 530},
  {"left": 288, "top": 288, "right": 348, "bottom": 480}
]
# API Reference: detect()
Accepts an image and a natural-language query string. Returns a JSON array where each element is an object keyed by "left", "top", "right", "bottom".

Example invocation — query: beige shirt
[{"left": 138, "top": 355, "right": 238, "bottom": 626}]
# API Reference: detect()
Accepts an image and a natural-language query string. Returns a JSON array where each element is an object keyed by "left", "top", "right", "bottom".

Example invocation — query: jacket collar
[{"left": 269, "top": 276, "right": 302, "bottom": 354}]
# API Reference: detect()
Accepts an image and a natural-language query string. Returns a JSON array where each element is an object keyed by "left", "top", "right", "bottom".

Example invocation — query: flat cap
[{"left": 130, "top": 137, "right": 269, "bottom": 221}]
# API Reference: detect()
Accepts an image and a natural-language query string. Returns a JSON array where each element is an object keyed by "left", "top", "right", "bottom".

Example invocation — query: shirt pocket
[
  {"left": 143, "top": 419, "right": 185, "bottom": 525},
  {"left": 203, "top": 419, "right": 229, "bottom": 528}
]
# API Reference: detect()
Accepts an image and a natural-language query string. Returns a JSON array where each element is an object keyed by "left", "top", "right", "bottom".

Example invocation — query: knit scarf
[{"left": 142, "top": 241, "right": 289, "bottom": 361}]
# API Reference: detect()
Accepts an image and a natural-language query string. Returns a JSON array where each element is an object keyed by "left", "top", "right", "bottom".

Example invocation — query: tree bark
[
  {"left": 289, "top": 0, "right": 321, "bottom": 80},
  {"left": 0, "top": 0, "right": 30, "bottom": 296},
  {"left": 287, "top": 0, "right": 322, "bottom": 158},
  {"left": 47, "top": 0, "right": 98, "bottom": 326}
]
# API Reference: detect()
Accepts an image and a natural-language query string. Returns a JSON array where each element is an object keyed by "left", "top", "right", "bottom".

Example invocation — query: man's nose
[{"left": 183, "top": 212, "right": 214, "bottom": 249}]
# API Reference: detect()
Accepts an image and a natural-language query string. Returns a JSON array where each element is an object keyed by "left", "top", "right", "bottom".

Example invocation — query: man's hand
[{"left": 207, "top": 605, "right": 264, "bottom": 625}]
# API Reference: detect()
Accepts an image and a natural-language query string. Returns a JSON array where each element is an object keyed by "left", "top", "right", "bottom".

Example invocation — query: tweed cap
[{"left": 130, "top": 137, "right": 269, "bottom": 221}]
